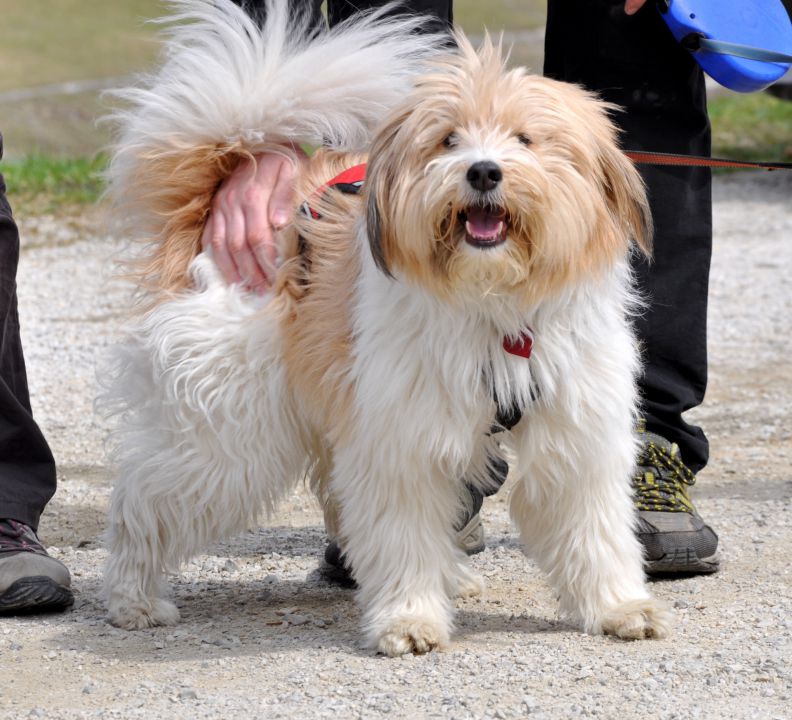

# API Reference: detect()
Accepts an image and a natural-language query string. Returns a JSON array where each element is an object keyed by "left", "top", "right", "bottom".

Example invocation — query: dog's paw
[
  {"left": 601, "top": 598, "right": 673, "bottom": 640},
  {"left": 108, "top": 597, "right": 180, "bottom": 630},
  {"left": 377, "top": 618, "right": 448, "bottom": 657}
]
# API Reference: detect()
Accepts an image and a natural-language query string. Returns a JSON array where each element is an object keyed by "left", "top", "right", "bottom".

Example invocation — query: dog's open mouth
[{"left": 459, "top": 205, "right": 509, "bottom": 248}]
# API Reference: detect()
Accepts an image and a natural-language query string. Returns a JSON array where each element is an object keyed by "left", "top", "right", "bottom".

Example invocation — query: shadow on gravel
[
  {"left": 52, "top": 577, "right": 362, "bottom": 662},
  {"left": 51, "top": 571, "right": 568, "bottom": 662},
  {"left": 454, "top": 609, "right": 571, "bottom": 638},
  {"left": 49, "top": 579, "right": 575, "bottom": 665}
]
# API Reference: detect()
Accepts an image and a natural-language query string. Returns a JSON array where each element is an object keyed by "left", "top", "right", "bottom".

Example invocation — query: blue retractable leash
[{"left": 658, "top": 0, "right": 792, "bottom": 92}]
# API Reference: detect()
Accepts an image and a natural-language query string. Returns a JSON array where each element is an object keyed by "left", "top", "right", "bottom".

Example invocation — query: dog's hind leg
[{"left": 103, "top": 259, "right": 308, "bottom": 629}]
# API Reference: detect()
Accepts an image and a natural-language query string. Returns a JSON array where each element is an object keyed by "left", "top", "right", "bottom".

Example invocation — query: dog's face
[{"left": 366, "top": 36, "right": 651, "bottom": 303}]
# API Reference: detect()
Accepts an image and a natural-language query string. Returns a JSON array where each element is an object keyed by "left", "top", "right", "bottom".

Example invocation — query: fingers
[
  {"left": 201, "top": 150, "right": 299, "bottom": 292},
  {"left": 624, "top": 0, "right": 648, "bottom": 15},
  {"left": 201, "top": 207, "right": 241, "bottom": 285},
  {"left": 253, "top": 158, "right": 297, "bottom": 278},
  {"left": 241, "top": 154, "right": 288, "bottom": 292},
  {"left": 226, "top": 179, "right": 270, "bottom": 292},
  {"left": 270, "top": 158, "right": 295, "bottom": 229}
]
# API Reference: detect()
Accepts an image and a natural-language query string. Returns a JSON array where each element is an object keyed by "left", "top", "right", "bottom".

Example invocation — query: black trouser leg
[
  {"left": 235, "top": 0, "right": 324, "bottom": 27},
  {"left": 235, "top": 0, "right": 452, "bottom": 30},
  {"left": 327, "top": 0, "right": 452, "bottom": 30},
  {"left": 545, "top": 0, "right": 712, "bottom": 473},
  {"left": 0, "top": 155, "right": 57, "bottom": 531}
]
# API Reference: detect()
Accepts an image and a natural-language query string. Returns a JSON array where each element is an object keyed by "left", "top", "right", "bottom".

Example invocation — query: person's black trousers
[
  {"left": 545, "top": 0, "right": 712, "bottom": 473},
  {"left": 237, "top": 0, "right": 452, "bottom": 31},
  {"left": 0, "top": 135, "right": 58, "bottom": 531}
]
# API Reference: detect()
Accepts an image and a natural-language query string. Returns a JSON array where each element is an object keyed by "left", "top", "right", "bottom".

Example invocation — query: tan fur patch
[
  {"left": 113, "top": 142, "right": 254, "bottom": 309},
  {"left": 279, "top": 150, "right": 368, "bottom": 447}
]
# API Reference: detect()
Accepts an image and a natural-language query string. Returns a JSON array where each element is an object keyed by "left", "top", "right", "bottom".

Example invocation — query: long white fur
[
  {"left": 102, "top": 258, "right": 313, "bottom": 627},
  {"left": 103, "top": 0, "right": 671, "bottom": 650}
]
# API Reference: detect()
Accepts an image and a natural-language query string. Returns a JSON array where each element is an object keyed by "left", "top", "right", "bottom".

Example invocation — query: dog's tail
[{"left": 105, "top": 0, "right": 444, "bottom": 301}]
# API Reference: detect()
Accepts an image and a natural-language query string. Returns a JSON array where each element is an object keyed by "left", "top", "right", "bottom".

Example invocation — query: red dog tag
[{"left": 503, "top": 330, "right": 534, "bottom": 359}]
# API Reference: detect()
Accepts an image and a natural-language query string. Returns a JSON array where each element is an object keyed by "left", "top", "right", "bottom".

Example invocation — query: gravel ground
[{"left": 2, "top": 171, "right": 790, "bottom": 719}]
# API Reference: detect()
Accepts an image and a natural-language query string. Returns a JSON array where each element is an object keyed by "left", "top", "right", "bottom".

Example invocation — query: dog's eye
[
  {"left": 442, "top": 133, "right": 457, "bottom": 148},
  {"left": 517, "top": 133, "right": 532, "bottom": 146}
]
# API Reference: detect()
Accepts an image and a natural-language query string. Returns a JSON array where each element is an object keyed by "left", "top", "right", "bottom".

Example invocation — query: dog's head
[{"left": 365, "top": 34, "right": 651, "bottom": 303}]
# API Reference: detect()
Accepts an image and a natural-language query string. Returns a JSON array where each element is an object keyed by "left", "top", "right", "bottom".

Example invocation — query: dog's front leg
[
  {"left": 511, "top": 396, "right": 672, "bottom": 640},
  {"left": 331, "top": 442, "right": 464, "bottom": 656}
]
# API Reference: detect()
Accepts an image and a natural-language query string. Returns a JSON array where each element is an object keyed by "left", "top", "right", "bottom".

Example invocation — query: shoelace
[
  {"left": 0, "top": 519, "right": 47, "bottom": 556},
  {"left": 633, "top": 439, "right": 696, "bottom": 513}
]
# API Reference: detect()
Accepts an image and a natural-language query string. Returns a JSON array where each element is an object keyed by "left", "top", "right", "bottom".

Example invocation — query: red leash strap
[{"left": 625, "top": 150, "right": 792, "bottom": 171}]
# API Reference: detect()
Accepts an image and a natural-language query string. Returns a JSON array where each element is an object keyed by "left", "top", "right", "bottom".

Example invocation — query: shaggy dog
[{"left": 102, "top": 0, "right": 672, "bottom": 655}]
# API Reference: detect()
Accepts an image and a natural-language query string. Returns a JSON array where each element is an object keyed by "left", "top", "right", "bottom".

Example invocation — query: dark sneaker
[
  {"left": 632, "top": 432, "right": 719, "bottom": 575},
  {"left": 321, "top": 513, "right": 487, "bottom": 587},
  {"left": 322, "top": 541, "right": 356, "bottom": 588},
  {"left": 0, "top": 519, "right": 74, "bottom": 613}
]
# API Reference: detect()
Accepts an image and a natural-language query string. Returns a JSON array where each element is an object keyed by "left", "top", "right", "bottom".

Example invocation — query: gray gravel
[{"left": 3, "top": 171, "right": 791, "bottom": 719}]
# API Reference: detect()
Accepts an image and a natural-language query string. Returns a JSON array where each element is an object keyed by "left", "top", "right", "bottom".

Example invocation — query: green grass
[
  {"left": 709, "top": 92, "right": 792, "bottom": 163},
  {"left": 0, "top": 155, "right": 107, "bottom": 214}
]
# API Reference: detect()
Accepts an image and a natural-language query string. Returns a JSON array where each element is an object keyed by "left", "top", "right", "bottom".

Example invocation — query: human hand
[
  {"left": 624, "top": 0, "right": 648, "bottom": 15},
  {"left": 201, "top": 147, "right": 305, "bottom": 293}
]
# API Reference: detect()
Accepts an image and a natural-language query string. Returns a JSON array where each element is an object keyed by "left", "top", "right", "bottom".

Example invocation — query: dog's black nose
[{"left": 466, "top": 161, "right": 502, "bottom": 192}]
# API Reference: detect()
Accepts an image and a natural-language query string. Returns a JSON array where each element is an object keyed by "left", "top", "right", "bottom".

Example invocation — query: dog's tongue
[{"left": 465, "top": 206, "right": 505, "bottom": 240}]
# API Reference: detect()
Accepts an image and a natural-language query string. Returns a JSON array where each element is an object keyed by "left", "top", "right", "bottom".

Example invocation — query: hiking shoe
[
  {"left": 455, "top": 513, "right": 486, "bottom": 555},
  {"left": 0, "top": 519, "right": 74, "bottom": 614},
  {"left": 321, "top": 513, "right": 487, "bottom": 587},
  {"left": 632, "top": 432, "right": 719, "bottom": 575}
]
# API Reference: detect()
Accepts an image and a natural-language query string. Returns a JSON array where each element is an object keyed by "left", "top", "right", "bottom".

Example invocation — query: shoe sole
[
  {"left": 645, "top": 548, "right": 720, "bottom": 576},
  {"left": 456, "top": 514, "right": 486, "bottom": 556},
  {"left": 0, "top": 576, "right": 74, "bottom": 614}
]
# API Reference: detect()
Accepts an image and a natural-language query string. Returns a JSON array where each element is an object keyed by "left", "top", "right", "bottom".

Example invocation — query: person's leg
[
  {"left": 0, "top": 136, "right": 72, "bottom": 612},
  {"left": 0, "top": 180, "right": 57, "bottom": 527},
  {"left": 544, "top": 0, "right": 718, "bottom": 574},
  {"left": 235, "top": 0, "right": 324, "bottom": 26},
  {"left": 327, "top": 0, "right": 452, "bottom": 31}
]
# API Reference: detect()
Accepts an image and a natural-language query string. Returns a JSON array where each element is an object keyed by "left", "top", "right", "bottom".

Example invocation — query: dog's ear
[
  {"left": 364, "top": 106, "right": 414, "bottom": 278},
  {"left": 536, "top": 78, "right": 654, "bottom": 264},
  {"left": 365, "top": 177, "right": 394, "bottom": 278},
  {"left": 597, "top": 140, "right": 653, "bottom": 259}
]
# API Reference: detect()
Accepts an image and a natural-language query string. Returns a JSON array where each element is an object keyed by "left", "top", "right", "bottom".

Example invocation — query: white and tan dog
[{"left": 102, "top": 0, "right": 672, "bottom": 655}]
